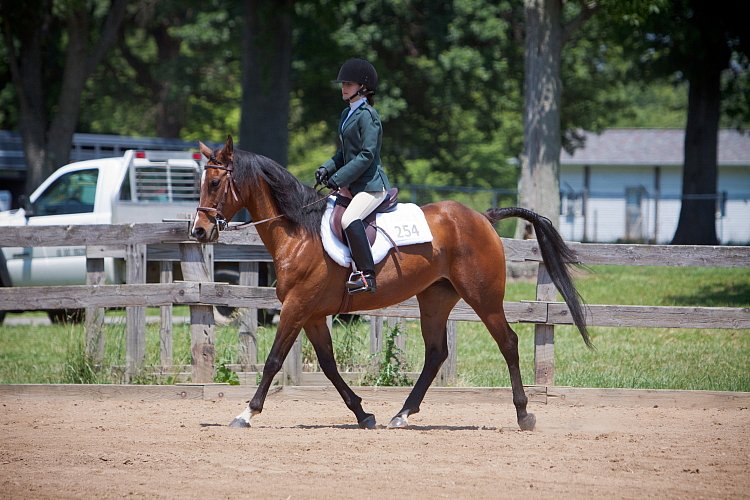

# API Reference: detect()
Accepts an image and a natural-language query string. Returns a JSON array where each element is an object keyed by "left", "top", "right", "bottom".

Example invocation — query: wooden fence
[{"left": 1, "top": 223, "right": 749, "bottom": 386}]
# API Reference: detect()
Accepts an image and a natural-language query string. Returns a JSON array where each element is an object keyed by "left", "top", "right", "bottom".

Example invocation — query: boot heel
[{"left": 346, "top": 272, "right": 376, "bottom": 294}]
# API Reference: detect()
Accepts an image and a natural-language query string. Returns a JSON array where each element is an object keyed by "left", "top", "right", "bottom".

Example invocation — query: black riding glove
[
  {"left": 325, "top": 176, "right": 339, "bottom": 190},
  {"left": 315, "top": 167, "right": 329, "bottom": 186}
]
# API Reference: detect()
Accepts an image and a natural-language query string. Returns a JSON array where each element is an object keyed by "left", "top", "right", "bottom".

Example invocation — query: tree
[
  {"left": 618, "top": 0, "right": 749, "bottom": 244},
  {"left": 0, "top": 0, "right": 127, "bottom": 194},
  {"left": 117, "top": 1, "right": 202, "bottom": 138},
  {"left": 667, "top": 0, "right": 748, "bottom": 244},
  {"left": 515, "top": 0, "right": 597, "bottom": 237},
  {"left": 79, "top": 0, "right": 242, "bottom": 142},
  {"left": 301, "top": 0, "right": 526, "bottom": 188},
  {"left": 239, "top": 0, "right": 293, "bottom": 166}
]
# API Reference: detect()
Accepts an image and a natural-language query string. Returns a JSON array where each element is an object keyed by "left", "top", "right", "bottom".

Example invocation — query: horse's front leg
[
  {"left": 304, "top": 319, "right": 376, "bottom": 429},
  {"left": 388, "top": 282, "right": 459, "bottom": 428},
  {"left": 229, "top": 315, "right": 302, "bottom": 428}
]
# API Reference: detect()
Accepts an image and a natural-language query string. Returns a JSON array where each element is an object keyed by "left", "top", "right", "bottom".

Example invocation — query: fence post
[
  {"left": 125, "top": 243, "right": 147, "bottom": 381},
  {"left": 370, "top": 316, "right": 384, "bottom": 356},
  {"left": 437, "top": 320, "right": 457, "bottom": 386},
  {"left": 534, "top": 263, "right": 556, "bottom": 386},
  {"left": 159, "top": 260, "right": 173, "bottom": 367},
  {"left": 370, "top": 316, "right": 406, "bottom": 360},
  {"left": 387, "top": 316, "right": 406, "bottom": 351},
  {"left": 179, "top": 243, "right": 215, "bottom": 383},
  {"left": 238, "top": 261, "right": 259, "bottom": 369},
  {"left": 283, "top": 336, "right": 302, "bottom": 385},
  {"left": 84, "top": 256, "right": 105, "bottom": 365}
]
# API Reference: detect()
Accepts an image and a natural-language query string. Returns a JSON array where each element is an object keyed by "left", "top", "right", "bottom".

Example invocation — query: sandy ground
[{"left": 1, "top": 387, "right": 749, "bottom": 499}]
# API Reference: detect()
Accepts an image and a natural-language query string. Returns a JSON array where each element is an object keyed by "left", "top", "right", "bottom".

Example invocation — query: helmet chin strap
[{"left": 347, "top": 85, "right": 366, "bottom": 103}]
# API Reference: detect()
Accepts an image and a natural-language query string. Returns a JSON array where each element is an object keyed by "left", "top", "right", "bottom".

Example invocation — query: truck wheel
[
  {"left": 213, "top": 268, "right": 277, "bottom": 326},
  {"left": 213, "top": 268, "right": 240, "bottom": 325},
  {"left": 48, "top": 309, "right": 85, "bottom": 324}
]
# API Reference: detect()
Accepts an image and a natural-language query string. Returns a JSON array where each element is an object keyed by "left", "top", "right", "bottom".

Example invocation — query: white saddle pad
[{"left": 320, "top": 196, "right": 433, "bottom": 267}]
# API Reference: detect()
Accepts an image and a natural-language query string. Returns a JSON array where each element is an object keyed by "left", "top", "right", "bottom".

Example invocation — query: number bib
[{"left": 320, "top": 199, "right": 433, "bottom": 267}]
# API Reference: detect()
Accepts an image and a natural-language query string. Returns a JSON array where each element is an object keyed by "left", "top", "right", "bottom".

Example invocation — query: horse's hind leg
[
  {"left": 452, "top": 275, "right": 535, "bottom": 430},
  {"left": 486, "top": 314, "right": 535, "bottom": 430},
  {"left": 388, "top": 280, "right": 459, "bottom": 428},
  {"left": 304, "top": 319, "right": 376, "bottom": 429}
]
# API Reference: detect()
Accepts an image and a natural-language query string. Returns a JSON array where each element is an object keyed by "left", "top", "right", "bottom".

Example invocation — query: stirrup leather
[{"left": 346, "top": 271, "right": 376, "bottom": 294}]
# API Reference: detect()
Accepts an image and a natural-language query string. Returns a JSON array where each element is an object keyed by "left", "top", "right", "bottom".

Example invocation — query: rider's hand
[
  {"left": 325, "top": 176, "right": 339, "bottom": 190},
  {"left": 315, "top": 167, "right": 329, "bottom": 186}
]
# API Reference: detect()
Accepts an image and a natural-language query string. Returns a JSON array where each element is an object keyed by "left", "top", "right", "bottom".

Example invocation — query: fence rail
[{"left": 1, "top": 224, "right": 748, "bottom": 386}]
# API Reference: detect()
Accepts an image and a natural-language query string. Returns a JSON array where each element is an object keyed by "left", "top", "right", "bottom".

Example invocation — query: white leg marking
[{"left": 235, "top": 407, "right": 253, "bottom": 426}]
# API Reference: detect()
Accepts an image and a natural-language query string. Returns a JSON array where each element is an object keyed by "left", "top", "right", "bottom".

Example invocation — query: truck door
[{"left": 6, "top": 168, "right": 102, "bottom": 286}]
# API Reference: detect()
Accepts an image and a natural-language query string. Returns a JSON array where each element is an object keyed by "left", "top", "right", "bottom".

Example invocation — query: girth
[{"left": 330, "top": 187, "right": 399, "bottom": 245}]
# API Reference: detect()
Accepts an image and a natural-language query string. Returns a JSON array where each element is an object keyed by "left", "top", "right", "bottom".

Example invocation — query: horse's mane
[{"left": 232, "top": 148, "right": 326, "bottom": 236}]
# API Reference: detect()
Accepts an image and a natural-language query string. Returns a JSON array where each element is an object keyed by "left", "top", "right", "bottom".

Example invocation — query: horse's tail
[{"left": 484, "top": 207, "right": 593, "bottom": 349}]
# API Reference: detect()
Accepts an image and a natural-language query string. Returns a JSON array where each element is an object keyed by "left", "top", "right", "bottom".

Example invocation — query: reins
[
  {"left": 196, "top": 156, "right": 332, "bottom": 232},
  {"left": 223, "top": 193, "right": 331, "bottom": 232}
]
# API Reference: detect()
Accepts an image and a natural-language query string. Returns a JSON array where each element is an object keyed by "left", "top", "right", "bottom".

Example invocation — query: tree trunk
[
  {"left": 670, "top": 73, "right": 722, "bottom": 245},
  {"left": 670, "top": 3, "right": 728, "bottom": 246},
  {"left": 515, "top": 0, "right": 563, "bottom": 239},
  {"left": 2, "top": 1, "right": 126, "bottom": 195},
  {"left": 153, "top": 24, "right": 185, "bottom": 138},
  {"left": 45, "top": 8, "right": 90, "bottom": 183},
  {"left": 240, "top": 0, "right": 293, "bottom": 167},
  {"left": 2, "top": 5, "right": 50, "bottom": 194}
]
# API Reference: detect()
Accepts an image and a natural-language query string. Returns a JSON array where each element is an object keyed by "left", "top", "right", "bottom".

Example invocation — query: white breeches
[{"left": 341, "top": 190, "right": 387, "bottom": 229}]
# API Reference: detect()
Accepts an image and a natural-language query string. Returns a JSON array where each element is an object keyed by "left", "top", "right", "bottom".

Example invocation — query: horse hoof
[
  {"left": 518, "top": 413, "right": 536, "bottom": 431},
  {"left": 387, "top": 415, "right": 409, "bottom": 429},
  {"left": 358, "top": 414, "right": 377, "bottom": 429},
  {"left": 228, "top": 417, "right": 251, "bottom": 428}
]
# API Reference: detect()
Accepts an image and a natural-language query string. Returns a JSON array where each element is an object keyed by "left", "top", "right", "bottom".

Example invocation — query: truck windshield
[{"left": 34, "top": 169, "right": 98, "bottom": 216}]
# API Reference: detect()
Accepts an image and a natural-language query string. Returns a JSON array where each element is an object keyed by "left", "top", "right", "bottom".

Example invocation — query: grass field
[{"left": 1, "top": 265, "right": 748, "bottom": 390}]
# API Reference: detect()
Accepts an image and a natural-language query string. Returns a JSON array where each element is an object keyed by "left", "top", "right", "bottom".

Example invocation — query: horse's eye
[{"left": 210, "top": 178, "right": 220, "bottom": 188}]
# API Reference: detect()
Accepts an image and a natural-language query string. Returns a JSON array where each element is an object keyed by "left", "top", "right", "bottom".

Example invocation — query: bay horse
[{"left": 192, "top": 136, "right": 591, "bottom": 431}]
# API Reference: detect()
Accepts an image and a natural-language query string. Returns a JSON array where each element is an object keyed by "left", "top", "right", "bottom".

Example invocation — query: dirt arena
[{"left": 1, "top": 386, "right": 748, "bottom": 499}]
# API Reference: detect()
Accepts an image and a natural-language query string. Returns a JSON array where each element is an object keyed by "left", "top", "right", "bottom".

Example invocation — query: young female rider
[{"left": 315, "top": 58, "right": 391, "bottom": 294}]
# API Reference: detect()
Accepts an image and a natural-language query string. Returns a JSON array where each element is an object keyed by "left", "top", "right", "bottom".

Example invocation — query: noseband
[{"left": 196, "top": 155, "right": 239, "bottom": 231}]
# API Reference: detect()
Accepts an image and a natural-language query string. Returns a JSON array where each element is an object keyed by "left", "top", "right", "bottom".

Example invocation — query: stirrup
[{"left": 346, "top": 271, "right": 376, "bottom": 294}]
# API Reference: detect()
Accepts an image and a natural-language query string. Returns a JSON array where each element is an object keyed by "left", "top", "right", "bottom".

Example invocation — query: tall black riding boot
[{"left": 344, "top": 219, "right": 376, "bottom": 294}]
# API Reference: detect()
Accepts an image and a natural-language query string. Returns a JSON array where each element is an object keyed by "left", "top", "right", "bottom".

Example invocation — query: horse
[{"left": 192, "top": 135, "right": 591, "bottom": 431}]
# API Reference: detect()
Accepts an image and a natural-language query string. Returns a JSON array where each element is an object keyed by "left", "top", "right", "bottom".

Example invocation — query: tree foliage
[
  {"left": 80, "top": 0, "right": 242, "bottom": 142},
  {"left": 1, "top": 0, "right": 127, "bottom": 193},
  {"left": 612, "top": 0, "right": 749, "bottom": 244},
  {"left": 2, "top": 0, "right": 742, "bottom": 219}
]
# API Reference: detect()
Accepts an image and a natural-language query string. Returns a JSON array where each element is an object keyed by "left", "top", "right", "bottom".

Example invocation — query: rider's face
[{"left": 341, "top": 81, "right": 362, "bottom": 102}]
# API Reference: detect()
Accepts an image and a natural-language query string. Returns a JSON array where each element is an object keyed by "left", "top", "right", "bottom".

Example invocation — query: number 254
[{"left": 396, "top": 224, "right": 419, "bottom": 238}]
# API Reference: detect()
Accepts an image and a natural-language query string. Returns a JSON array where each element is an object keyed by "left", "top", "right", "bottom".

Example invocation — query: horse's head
[{"left": 192, "top": 135, "right": 242, "bottom": 243}]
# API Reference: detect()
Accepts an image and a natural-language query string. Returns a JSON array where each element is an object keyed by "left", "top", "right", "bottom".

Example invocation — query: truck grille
[{"left": 133, "top": 165, "right": 200, "bottom": 202}]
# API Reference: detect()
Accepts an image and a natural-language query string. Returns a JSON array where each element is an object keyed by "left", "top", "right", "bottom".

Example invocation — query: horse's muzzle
[{"left": 191, "top": 223, "right": 219, "bottom": 243}]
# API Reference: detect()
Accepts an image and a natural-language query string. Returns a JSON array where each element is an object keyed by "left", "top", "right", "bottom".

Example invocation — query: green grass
[{"left": 1, "top": 265, "right": 748, "bottom": 390}]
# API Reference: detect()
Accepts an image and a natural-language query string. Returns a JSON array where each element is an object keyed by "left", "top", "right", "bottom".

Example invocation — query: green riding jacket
[{"left": 320, "top": 103, "right": 391, "bottom": 194}]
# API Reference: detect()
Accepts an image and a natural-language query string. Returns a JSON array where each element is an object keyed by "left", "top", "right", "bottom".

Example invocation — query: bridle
[
  {"left": 195, "top": 154, "right": 333, "bottom": 233},
  {"left": 195, "top": 155, "right": 239, "bottom": 231}
]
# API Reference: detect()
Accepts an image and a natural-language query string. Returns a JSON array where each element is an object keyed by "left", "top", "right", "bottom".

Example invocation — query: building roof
[{"left": 560, "top": 128, "right": 750, "bottom": 167}]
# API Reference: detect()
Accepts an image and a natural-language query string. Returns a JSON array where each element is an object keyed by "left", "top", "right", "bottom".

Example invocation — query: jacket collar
[{"left": 340, "top": 102, "right": 367, "bottom": 134}]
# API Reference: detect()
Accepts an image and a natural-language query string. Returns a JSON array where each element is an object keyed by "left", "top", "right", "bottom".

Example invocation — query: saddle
[{"left": 330, "top": 187, "right": 399, "bottom": 245}]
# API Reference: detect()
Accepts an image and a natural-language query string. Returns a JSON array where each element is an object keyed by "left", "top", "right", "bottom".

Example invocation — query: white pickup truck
[{"left": 0, "top": 149, "right": 207, "bottom": 322}]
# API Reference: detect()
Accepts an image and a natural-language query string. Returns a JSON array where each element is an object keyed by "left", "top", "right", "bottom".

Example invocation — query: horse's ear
[
  {"left": 198, "top": 141, "right": 213, "bottom": 160},
  {"left": 225, "top": 135, "right": 234, "bottom": 156}
]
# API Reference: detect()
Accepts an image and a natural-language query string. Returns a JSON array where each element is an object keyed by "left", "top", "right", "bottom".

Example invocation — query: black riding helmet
[{"left": 333, "top": 58, "right": 378, "bottom": 93}]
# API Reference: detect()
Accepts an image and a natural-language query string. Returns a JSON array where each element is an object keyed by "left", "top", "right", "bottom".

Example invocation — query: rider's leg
[
  {"left": 344, "top": 219, "right": 376, "bottom": 292},
  {"left": 342, "top": 190, "right": 386, "bottom": 293}
]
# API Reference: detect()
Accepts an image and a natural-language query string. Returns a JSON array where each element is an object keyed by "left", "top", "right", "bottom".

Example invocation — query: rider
[{"left": 315, "top": 58, "right": 391, "bottom": 294}]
